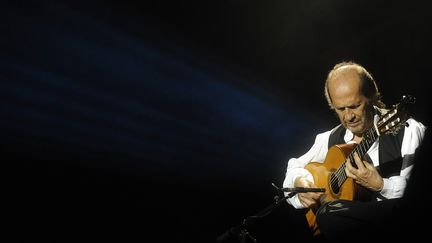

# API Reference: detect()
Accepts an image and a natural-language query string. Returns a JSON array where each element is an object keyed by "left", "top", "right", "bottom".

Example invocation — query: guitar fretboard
[{"left": 332, "top": 127, "right": 379, "bottom": 189}]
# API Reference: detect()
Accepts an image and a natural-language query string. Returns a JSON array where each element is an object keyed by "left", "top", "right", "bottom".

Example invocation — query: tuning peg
[{"left": 402, "top": 95, "right": 416, "bottom": 104}]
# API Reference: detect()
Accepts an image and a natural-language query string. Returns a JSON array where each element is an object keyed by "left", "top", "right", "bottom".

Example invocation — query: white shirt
[{"left": 283, "top": 118, "right": 426, "bottom": 209}]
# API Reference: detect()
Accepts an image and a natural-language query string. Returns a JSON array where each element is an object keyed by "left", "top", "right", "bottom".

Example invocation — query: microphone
[
  {"left": 280, "top": 187, "right": 325, "bottom": 193},
  {"left": 271, "top": 183, "right": 325, "bottom": 193}
]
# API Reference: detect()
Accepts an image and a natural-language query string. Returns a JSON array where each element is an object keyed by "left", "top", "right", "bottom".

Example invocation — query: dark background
[{"left": 3, "top": 0, "right": 431, "bottom": 242}]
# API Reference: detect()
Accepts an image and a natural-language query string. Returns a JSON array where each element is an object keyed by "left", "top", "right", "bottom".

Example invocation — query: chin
[{"left": 347, "top": 126, "right": 363, "bottom": 134}]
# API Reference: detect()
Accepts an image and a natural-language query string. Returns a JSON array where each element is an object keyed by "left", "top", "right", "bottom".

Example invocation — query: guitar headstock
[{"left": 376, "top": 95, "right": 415, "bottom": 135}]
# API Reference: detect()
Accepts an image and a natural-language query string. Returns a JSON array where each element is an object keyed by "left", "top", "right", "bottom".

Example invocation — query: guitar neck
[
  {"left": 335, "top": 127, "right": 380, "bottom": 183},
  {"left": 347, "top": 128, "right": 379, "bottom": 167}
]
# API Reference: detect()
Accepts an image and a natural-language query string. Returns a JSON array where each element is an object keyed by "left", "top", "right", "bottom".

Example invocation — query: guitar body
[{"left": 304, "top": 143, "right": 365, "bottom": 235}]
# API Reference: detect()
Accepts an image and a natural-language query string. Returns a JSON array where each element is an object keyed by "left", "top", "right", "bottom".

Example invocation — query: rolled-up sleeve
[{"left": 283, "top": 131, "right": 331, "bottom": 208}]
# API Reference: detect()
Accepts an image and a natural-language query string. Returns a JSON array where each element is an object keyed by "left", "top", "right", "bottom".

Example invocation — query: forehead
[
  {"left": 332, "top": 92, "right": 365, "bottom": 108},
  {"left": 328, "top": 67, "right": 365, "bottom": 106}
]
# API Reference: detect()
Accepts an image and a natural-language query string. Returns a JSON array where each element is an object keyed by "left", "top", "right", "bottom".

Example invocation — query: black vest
[{"left": 328, "top": 124, "right": 405, "bottom": 178}]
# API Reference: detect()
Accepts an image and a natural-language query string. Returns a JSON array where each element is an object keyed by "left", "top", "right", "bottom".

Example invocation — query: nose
[{"left": 344, "top": 109, "right": 355, "bottom": 121}]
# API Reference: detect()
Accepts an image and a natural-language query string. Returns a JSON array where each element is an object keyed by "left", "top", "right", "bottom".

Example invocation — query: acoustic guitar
[{"left": 304, "top": 95, "right": 415, "bottom": 235}]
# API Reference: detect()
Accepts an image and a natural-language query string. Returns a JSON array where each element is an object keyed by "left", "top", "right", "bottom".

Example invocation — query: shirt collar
[
  {"left": 342, "top": 114, "right": 380, "bottom": 143},
  {"left": 344, "top": 128, "right": 354, "bottom": 143}
]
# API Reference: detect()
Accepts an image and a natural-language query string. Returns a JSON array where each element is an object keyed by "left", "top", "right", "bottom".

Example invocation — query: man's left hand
[{"left": 345, "top": 152, "right": 384, "bottom": 191}]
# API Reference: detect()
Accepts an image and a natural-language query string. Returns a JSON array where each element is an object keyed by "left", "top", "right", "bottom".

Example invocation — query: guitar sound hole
[{"left": 329, "top": 173, "right": 340, "bottom": 194}]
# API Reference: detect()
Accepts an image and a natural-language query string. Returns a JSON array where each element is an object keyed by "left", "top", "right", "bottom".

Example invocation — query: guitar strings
[{"left": 328, "top": 129, "right": 378, "bottom": 190}]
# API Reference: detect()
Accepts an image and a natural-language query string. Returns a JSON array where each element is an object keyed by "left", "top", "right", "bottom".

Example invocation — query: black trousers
[{"left": 315, "top": 198, "right": 401, "bottom": 240}]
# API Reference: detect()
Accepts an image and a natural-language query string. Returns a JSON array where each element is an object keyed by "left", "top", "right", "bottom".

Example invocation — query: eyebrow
[{"left": 335, "top": 103, "right": 361, "bottom": 110}]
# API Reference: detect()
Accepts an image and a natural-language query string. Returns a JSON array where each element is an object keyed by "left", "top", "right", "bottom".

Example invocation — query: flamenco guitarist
[{"left": 282, "top": 62, "right": 426, "bottom": 239}]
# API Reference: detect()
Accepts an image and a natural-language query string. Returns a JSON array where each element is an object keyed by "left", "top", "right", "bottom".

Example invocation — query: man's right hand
[{"left": 294, "top": 176, "right": 324, "bottom": 208}]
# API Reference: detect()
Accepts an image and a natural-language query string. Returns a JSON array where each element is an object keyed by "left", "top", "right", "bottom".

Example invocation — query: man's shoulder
[
  {"left": 314, "top": 124, "right": 342, "bottom": 141},
  {"left": 407, "top": 117, "right": 426, "bottom": 126},
  {"left": 406, "top": 118, "right": 427, "bottom": 134},
  {"left": 330, "top": 124, "right": 344, "bottom": 133}
]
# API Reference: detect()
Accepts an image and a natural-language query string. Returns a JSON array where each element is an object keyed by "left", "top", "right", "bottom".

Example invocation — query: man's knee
[{"left": 315, "top": 200, "right": 358, "bottom": 238}]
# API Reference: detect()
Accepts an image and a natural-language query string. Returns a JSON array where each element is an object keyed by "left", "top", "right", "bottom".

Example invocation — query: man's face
[
  {"left": 332, "top": 92, "right": 371, "bottom": 135},
  {"left": 328, "top": 69, "right": 373, "bottom": 136}
]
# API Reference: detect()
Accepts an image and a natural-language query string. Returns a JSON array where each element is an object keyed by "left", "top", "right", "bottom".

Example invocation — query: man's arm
[
  {"left": 380, "top": 118, "right": 426, "bottom": 198},
  {"left": 283, "top": 131, "right": 331, "bottom": 208}
]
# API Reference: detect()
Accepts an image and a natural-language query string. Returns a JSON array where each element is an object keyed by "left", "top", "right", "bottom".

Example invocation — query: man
[{"left": 282, "top": 61, "right": 426, "bottom": 239}]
